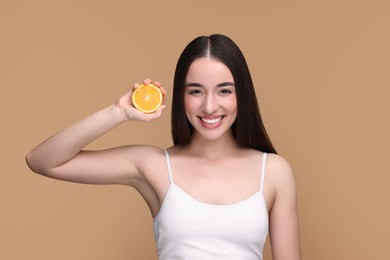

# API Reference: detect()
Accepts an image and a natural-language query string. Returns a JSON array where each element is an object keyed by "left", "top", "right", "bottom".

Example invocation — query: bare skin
[{"left": 26, "top": 59, "right": 301, "bottom": 259}]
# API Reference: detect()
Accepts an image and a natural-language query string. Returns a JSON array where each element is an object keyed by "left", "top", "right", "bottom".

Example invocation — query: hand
[{"left": 115, "top": 79, "right": 167, "bottom": 122}]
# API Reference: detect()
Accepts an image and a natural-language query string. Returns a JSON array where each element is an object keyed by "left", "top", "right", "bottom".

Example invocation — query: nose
[{"left": 202, "top": 93, "right": 218, "bottom": 114}]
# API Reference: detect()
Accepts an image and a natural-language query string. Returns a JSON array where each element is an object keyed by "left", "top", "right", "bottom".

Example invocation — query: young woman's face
[{"left": 184, "top": 57, "right": 237, "bottom": 141}]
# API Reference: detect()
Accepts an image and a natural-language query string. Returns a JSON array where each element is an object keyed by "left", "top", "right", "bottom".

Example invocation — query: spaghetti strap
[
  {"left": 164, "top": 150, "right": 174, "bottom": 184},
  {"left": 260, "top": 153, "right": 267, "bottom": 193}
]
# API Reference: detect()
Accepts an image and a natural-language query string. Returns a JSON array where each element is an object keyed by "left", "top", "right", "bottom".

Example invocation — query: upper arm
[
  {"left": 268, "top": 154, "right": 301, "bottom": 260},
  {"left": 35, "top": 145, "right": 157, "bottom": 186}
]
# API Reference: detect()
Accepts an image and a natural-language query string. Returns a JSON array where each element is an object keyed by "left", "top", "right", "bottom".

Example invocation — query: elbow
[
  {"left": 25, "top": 152, "right": 64, "bottom": 182},
  {"left": 25, "top": 151, "right": 47, "bottom": 175},
  {"left": 25, "top": 151, "right": 38, "bottom": 174}
]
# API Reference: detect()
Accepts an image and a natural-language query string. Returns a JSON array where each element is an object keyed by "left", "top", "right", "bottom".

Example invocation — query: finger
[
  {"left": 159, "top": 86, "right": 167, "bottom": 97},
  {"left": 143, "top": 78, "right": 151, "bottom": 85},
  {"left": 122, "top": 89, "right": 132, "bottom": 98},
  {"left": 153, "top": 81, "right": 162, "bottom": 87},
  {"left": 159, "top": 104, "right": 166, "bottom": 111},
  {"left": 156, "top": 104, "right": 166, "bottom": 115}
]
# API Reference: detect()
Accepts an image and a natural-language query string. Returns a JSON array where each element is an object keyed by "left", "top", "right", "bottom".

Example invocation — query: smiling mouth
[{"left": 199, "top": 116, "right": 224, "bottom": 125}]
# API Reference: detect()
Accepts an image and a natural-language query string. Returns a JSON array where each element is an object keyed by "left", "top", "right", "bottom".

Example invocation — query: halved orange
[{"left": 131, "top": 83, "right": 163, "bottom": 113}]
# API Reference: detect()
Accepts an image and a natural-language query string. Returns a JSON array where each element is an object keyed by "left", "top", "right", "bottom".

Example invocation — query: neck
[{"left": 186, "top": 131, "right": 239, "bottom": 159}]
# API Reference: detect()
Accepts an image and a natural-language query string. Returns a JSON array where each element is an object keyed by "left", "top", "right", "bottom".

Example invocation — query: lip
[{"left": 197, "top": 115, "right": 224, "bottom": 128}]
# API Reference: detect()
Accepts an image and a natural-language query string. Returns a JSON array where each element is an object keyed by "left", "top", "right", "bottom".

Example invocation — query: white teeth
[{"left": 201, "top": 117, "right": 222, "bottom": 124}]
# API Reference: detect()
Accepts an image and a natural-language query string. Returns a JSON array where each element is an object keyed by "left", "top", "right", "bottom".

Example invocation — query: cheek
[
  {"left": 228, "top": 96, "right": 238, "bottom": 112},
  {"left": 184, "top": 97, "right": 194, "bottom": 122},
  {"left": 184, "top": 96, "right": 199, "bottom": 114},
  {"left": 183, "top": 96, "right": 191, "bottom": 114},
  {"left": 229, "top": 96, "right": 238, "bottom": 121}
]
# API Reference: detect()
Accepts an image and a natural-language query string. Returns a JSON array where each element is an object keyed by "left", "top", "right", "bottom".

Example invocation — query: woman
[{"left": 26, "top": 34, "right": 301, "bottom": 259}]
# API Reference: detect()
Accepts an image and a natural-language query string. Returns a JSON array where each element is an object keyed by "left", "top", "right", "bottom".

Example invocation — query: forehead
[{"left": 186, "top": 57, "right": 234, "bottom": 84}]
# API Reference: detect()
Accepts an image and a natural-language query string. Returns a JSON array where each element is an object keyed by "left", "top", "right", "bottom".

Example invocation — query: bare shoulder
[
  {"left": 265, "top": 153, "right": 296, "bottom": 191},
  {"left": 128, "top": 144, "right": 168, "bottom": 182},
  {"left": 126, "top": 144, "right": 166, "bottom": 158},
  {"left": 103, "top": 144, "right": 165, "bottom": 169},
  {"left": 266, "top": 153, "right": 293, "bottom": 175},
  {"left": 123, "top": 144, "right": 166, "bottom": 171}
]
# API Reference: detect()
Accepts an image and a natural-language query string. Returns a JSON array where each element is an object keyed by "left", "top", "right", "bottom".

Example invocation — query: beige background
[{"left": 1, "top": 0, "right": 389, "bottom": 259}]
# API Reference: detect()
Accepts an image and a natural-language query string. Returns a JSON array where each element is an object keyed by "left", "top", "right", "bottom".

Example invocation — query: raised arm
[
  {"left": 25, "top": 80, "right": 166, "bottom": 186},
  {"left": 267, "top": 154, "right": 301, "bottom": 260}
]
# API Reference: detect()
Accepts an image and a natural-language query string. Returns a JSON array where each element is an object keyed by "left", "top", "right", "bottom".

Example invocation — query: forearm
[{"left": 26, "top": 104, "right": 126, "bottom": 173}]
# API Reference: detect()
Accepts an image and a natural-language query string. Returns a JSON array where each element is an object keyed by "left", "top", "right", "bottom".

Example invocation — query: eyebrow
[{"left": 185, "top": 82, "right": 235, "bottom": 88}]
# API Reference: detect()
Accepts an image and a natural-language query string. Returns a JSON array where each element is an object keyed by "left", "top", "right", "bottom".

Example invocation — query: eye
[
  {"left": 187, "top": 89, "right": 203, "bottom": 95},
  {"left": 219, "top": 88, "right": 233, "bottom": 95}
]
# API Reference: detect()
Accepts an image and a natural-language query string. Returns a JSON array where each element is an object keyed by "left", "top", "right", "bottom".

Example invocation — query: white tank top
[{"left": 153, "top": 150, "right": 269, "bottom": 260}]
